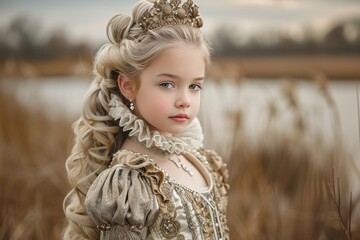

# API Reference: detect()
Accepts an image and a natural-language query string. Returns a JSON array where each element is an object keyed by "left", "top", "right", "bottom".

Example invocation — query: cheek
[
  {"left": 192, "top": 94, "right": 201, "bottom": 110},
  {"left": 149, "top": 99, "right": 169, "bottom": 113},
  {"left": 137, "top": 92, "right": 170, "bottom": 113}
]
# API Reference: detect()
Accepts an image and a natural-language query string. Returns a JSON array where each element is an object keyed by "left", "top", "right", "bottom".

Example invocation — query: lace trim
[{"left": 108, "top": 94, "right": 204, "bottom": 155}]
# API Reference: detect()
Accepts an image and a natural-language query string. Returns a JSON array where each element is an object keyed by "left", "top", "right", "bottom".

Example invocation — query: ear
[{"left": 117, "top": 74, "right": 136, "bottom": 100}]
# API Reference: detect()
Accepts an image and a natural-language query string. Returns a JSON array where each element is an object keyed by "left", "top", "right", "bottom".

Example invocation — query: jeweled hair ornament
[{"left": 139, "top": 0, "right": 203, "bottom": 32}]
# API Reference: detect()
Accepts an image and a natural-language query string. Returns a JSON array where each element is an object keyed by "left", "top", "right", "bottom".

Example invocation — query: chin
[
  {"left": 156, "top": 122, "right": 191, "bottom": 136},
  {"left": 161, "top": 127, "right": 185, "bottom": 136},
  {"left": 171, "top": 128, "right": 188, "bottom": 135}
]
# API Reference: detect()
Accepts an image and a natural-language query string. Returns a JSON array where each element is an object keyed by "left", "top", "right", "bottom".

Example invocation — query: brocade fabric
[{"left": 84, "top": 95, "right": 230, "bottom": 239}]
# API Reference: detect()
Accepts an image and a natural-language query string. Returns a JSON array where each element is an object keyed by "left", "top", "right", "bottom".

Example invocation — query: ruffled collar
[{"left": 108, "top": 94, "right": 204, "bottom": 155}]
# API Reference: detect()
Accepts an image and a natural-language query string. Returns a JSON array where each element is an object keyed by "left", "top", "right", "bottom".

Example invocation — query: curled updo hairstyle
[{"left": 63, "top": 0, "right": 211, "bottom": 239}]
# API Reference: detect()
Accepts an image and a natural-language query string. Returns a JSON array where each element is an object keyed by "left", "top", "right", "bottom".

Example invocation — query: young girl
[{"left": 63, "top": 0, "right": 230, "bottom": 239}]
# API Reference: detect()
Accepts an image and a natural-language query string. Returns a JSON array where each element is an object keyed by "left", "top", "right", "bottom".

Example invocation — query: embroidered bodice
[{"left": 84, "top": 95, "right": 230, "bottom": 240}]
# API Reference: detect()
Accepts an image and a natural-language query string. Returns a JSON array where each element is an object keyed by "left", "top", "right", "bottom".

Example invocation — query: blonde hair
[{"left": 63, "top": 0, "right": 211, "bottom": 239}]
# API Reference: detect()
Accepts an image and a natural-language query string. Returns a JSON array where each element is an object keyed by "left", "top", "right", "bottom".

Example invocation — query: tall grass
[
  {"left": 0, "top": 78, "right": 359, "bottom": 239},
  {"left": 0, "top": 90, "right": 72, "bottom": 239},
  {"left": 224, "top": 77, "right": 360, "bottom": 239}
]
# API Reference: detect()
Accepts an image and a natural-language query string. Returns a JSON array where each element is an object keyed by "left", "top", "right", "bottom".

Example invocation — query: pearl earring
[{"left": 129, "top": 100, "right": 135, "bottom": 111}]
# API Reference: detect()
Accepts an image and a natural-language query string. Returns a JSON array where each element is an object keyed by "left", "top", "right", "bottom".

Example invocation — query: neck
[
  {"left": 127, "top": 135, "right": 170, "bottom": 156},
  {"left": 123, "top": 136, "right": 195, "bottom": 177}
]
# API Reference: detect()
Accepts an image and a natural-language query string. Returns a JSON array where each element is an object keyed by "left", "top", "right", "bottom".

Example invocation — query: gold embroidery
[
  {"left": 198, "top": 150, "right": 230, "bottom": 239},
  {"left": 118, "top": 150, "right": 230, "bottom": 239},
  {"left": 167, "top": 201, "right": 176, "bottom": 212},
  {"left": 175, "top": 186, "right": 200, "bottom": 239},
  {"left": 177, "top": 234, "right": 185, "bottom": 240},
  {"left": 199, "top": 149, "right": 230, "bottom": 196},
  {"left": 162, "top": 183, "right": 173, "bottom": 199},
  {"left": 97, "top": 224, "right": 111, "bottom": 231},
  {"left": 160, "top": 217, "right": 180, "bottom": 238}
]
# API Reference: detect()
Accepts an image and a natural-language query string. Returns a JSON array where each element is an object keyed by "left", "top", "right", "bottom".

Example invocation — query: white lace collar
[{"left": 108, "top": 95, "right": 204, "bottom": 155}]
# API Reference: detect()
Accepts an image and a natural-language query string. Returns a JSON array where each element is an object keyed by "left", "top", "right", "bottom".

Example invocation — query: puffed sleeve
[{"left": 84, "top": 151, "right": 161, "bottom": 240}]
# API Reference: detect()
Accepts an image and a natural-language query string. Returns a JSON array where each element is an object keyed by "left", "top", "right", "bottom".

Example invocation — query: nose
[{"left": 175, "top": 90, "right": 190, "bottom": 109}]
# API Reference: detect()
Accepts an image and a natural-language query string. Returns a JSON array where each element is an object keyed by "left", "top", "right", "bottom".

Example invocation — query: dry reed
[
  {"left": 0, "top": 90, "right": 72, "bottom": 239},
  {"left": 0, "top": 76, "right": 359, "bottom": 239},
  {"left": 223, "top": 77, "right": 360, "bottom": 240}
]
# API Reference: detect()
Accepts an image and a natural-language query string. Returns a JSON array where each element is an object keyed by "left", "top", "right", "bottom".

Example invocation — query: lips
[{"left": 169, "top": 113, "right": 190, "bottom": 122}]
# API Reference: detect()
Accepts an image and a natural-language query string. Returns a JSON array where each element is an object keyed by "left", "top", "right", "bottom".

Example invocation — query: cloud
[{"left": 1, "top": 0, "right": 359, "bottom": 44}]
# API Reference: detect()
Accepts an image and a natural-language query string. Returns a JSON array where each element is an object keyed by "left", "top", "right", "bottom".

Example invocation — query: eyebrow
[{"left": 156, "top": 73, "right": 204, "bottom": 81}]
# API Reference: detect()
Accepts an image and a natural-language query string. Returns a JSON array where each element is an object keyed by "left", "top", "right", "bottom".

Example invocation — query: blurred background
[{"left": 0, "top": 0, "right": 359, "bottom": 239}]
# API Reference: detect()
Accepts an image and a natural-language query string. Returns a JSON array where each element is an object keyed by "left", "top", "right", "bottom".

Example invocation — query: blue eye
[
  {"left": 189, "top": 84, "right": 202, "bottom": 91},
  {"left": 160, "top": 82, "right": 175, "bottom": 89}
]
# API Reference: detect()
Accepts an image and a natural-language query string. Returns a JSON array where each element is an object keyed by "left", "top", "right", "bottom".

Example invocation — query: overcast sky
[{"left": 1, "top": 0, "right": 360, "bottom": 44}]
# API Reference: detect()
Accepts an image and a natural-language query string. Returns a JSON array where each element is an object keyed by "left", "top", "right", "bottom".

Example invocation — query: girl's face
[{"left": 133, "top": 44, "right": 206, "bottom": 136}]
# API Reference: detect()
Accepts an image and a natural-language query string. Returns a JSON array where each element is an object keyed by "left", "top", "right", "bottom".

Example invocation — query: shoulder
[
  {"left": 198, "top": 148, "right": 230, "bottom": 195},
  {"left": 111, "top": 149, "right": 154, "bottom": 168},
  {"left": 84, "top": 150, "right": 161, "bottom": 232}
]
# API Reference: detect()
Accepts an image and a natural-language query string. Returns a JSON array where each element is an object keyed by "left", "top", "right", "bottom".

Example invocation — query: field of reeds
[
  {"left": 1, "top": 76, "right": 360, "bottom": 239},
  {"left": 0, "top": 90, "right": 72, "bottom": 239},
  {"left": 221, "top": 78, "right": 360, "bottom": 239}
]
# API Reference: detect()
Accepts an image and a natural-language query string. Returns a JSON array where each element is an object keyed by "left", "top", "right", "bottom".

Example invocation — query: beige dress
[{"left": 84, "top": 95, "right": 230, "bottom": 240}]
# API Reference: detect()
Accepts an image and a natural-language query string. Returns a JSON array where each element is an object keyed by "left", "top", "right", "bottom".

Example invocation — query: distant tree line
[
  {"left": 211, "top": 18, "right": 360, "bottom": 57},
  {"left": 0, "top": 16, "right": 93, "bottom": 61},
  {"left": 0, "top": 15, "right": 359, "bottom": 61}
]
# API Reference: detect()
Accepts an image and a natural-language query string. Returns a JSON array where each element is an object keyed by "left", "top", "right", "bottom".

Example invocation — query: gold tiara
[{"left": 139, "top": 0, "right": 203, "bottom": 32}]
